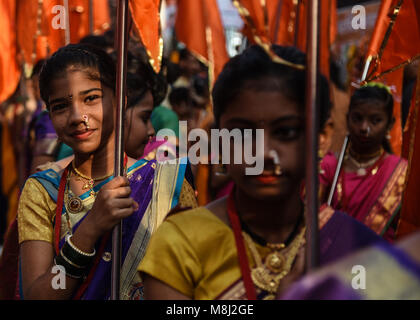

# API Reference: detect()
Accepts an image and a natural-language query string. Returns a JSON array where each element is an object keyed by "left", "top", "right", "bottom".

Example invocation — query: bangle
[
  {"left": 61, "top": 236, "right": 96, "bottom": 268},
  {"left": 54, "top": 255, "right": 85, "bottom": 279},
  {"left": 66, "top": 235, "right": 96, "bottom": 257}
]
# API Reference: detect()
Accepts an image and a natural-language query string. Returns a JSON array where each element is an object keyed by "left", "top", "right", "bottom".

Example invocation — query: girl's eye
[
  {"left": 351, "top": 114, "right": 363, "bottom": 122},
  {"left": 50, "top": 103, "right": 68, "bottom": 113},
  {"left": 274, "top": 127, "right": 301, "bottom": 140},
  {"left": 85, "top": 95, "right": 101, "bottom": 103},
  {"left": 371, "top": 118, "right": 383, "bottom": 125}
]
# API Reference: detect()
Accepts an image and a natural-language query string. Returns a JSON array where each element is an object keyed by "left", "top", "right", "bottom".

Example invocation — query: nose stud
[
  {"left": 269, "top": 150, "right": 282, "bottom": 176},
  {"left": 82, "top": 115, "right": 90, "bottom": 129}
]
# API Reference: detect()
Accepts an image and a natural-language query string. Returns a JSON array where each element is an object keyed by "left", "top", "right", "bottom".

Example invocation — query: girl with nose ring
[
  {"left": 17, "top": 44, "right": 196, "bottom": 300},
  {"left": 138, "top": 45, "right": 383, "bottom": 300},
  {"left": 320, "top": 83, "right": 408, "bottom": 242}
]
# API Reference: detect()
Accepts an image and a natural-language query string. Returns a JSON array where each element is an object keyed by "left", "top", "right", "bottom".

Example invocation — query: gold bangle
[{"left": 66, "top": 235, "right": 96, "bottom": 257}]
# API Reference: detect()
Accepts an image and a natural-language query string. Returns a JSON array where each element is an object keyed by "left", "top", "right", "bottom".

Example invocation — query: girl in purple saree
[{"left": 16, "top": 44, "right": 196, "bottom": 300}]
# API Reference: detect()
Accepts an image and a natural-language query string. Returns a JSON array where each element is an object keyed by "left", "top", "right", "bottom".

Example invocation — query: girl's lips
[
  {"left": 72, "top": 130, "right": 94, "bottom": 140},
  {"left": 255, "top": 175, "right": 279, "bottom": 184}
]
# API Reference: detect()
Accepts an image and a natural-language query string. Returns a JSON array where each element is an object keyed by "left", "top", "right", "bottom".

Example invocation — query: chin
[{"left": 239, "top": 182, "right": 292, "bottom": 202}]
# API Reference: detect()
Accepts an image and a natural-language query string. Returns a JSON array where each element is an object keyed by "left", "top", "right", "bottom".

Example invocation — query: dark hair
[
  {"left": 349, "top": 84, "right": 394, "bottom": 153},
  {"left": 126, "top": 72, "right": 150, "bottom": 109},
  {"left": 79, "top": 35, "right": 112, "bottom": 51},
  {"left": 39, "top": 43, "right": 116, "bottom": 109},
  {"left": 212, "top": 45, "right": 331, "bottom": 128},
  {"left": 123, "top": 46, "right": 167, "bottom": 107},
  {"left": 31, "top": 59, "right": 46, "bottom": 79},
  {"left": 169, "top": 87, "right": 194, "bottom": 107}
]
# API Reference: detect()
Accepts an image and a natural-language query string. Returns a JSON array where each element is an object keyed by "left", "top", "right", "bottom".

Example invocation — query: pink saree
[{"left": 320, "top": 152, "right": 407, "bottom": 241}]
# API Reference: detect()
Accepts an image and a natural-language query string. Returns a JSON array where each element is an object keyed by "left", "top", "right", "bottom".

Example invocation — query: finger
[
  {"left": 113, "top": 186, "right": 132, "bottom": 198},
  {"left": 103, "top": 176, "right": 130, "bottom": 189},
  {"left": 110, "top": 198, "right": 136, "bottom": 209},
  {"left": 114, "top": 207, "right": 136, "bottom": 219}
]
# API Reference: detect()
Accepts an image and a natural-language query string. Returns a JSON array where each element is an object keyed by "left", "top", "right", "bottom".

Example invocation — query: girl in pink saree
[{"left": 320, "top": 83, "right": 407, "bottom": 242}]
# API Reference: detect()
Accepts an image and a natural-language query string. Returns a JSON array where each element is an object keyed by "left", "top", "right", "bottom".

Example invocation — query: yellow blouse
[
  {"left": 18, "top": 167, "right": 197, "bottom": 245},
  {"left": 138, "top": 207, "right": 273, "bottom": 300}
]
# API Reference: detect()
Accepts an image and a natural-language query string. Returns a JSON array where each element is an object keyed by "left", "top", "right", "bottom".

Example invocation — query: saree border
[
  {"left": 120, "top": 157, "right": 188, "bottom": 300},
  {"left": 363, "top": 159, "right": 408, "bottom": 235}
]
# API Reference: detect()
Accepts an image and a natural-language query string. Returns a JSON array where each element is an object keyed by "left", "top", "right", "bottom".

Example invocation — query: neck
[
  {"left": 234, "top": 187, "right": 303, "bottom": 244},
  {"left": 349, "top": 144, "right": 383, "bottom": 162},
  {"left": 73, "top": 133, "right": 116, "bottom": 179}
]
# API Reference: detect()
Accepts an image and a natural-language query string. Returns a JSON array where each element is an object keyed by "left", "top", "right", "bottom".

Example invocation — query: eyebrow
[
  {"left": 80, "top": 88, "right": 103, "bottom": 95},
  {"left": 49, "top": 88, "right": 103, "bottom": 105}
]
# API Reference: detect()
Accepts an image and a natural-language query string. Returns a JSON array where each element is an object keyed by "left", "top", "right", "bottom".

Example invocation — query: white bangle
[{"left": 66, "top": 235, "right": 96, "bottom": 257}]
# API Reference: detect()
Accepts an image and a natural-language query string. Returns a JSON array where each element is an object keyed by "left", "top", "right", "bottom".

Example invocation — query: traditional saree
[
  {"left": 17, "top": 157, "right": 197, "bottom": 300},
  {"left": 138, "top": 204, "right": 383, "bottom": 300},
  {"left": 320, "top": 152, "right": 408, "bottom": 241},
  {"left": 280, "top": 236, "right": 420, "bottom": 299}
]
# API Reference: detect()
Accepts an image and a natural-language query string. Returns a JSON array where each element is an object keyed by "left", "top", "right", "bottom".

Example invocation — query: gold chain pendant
[{"left": 265, "top": 251, "right": 286, "bottom": 273}]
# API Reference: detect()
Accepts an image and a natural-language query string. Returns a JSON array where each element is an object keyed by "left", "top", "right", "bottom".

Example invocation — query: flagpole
[
  {"left": 89, "top": 0, "right": 94, "bottom": 34},
  {"left": 273, "top": 0, "right": 283, "bottom": 44},
  {"left": 64, "top": 0, "right": 70, "bottom": 44},
  {"left": 304, "top": 0, "right": 320, "bottom": 272},
  {"left": 111, "top": 0, "right": 129, "bottom": 300}
]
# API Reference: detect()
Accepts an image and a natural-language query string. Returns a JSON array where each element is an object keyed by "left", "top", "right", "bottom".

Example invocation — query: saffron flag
[
  {"left": 364, "top": 0, "right": 420, "bottom": 156},
  {"left": 397, "top": 65, "right": 420, "bottom": 238},
  {"left": 17, "top": 0, "right": 110, "bottom": 67},
  {"left": 233, "top": 0, "right": 336, "bottom": 79},
  {"left": 0, "top": 0, "right": 21, "bottom": 103},
  {"left": 129, "top": 0, "right": 163, "bottom": 73},
  {"left": 365, "top": 0, "right": 420, "bottom": 79},
  {"left": 175, "top": 0, "right": 229, "bottom": 85}
]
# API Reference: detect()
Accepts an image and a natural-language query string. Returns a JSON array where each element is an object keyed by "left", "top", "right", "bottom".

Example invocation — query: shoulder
[
  {"left": 156, "top": 206, "right": 229, "bottom": 246},
  {"left": 164, "top": 206, "right": 224, "bottom": 230},
  {"left": 34, "top": 155, "right": 73, "bottom": 173}
]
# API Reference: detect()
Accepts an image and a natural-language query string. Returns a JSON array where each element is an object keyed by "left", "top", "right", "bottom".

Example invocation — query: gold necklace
[
  {"left": 242, "top": 226, "right": 306, "bottom": 300},
  {"left": 65, "top": 171, "right": 84, "bottom": 215},
  {"left": 346, "top": 149, "right": 383, "bottom": 176},
  {"left": 72, "top": 161, "right": 113, "bottom": 195}
]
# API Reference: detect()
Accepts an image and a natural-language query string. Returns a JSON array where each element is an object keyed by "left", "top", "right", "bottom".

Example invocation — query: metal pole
[
  {"left": 89, "top": 0, "right": 94, "bottom": 34},
  {"left": 304, "top": 0, "right": 320, "bottom": 272},
  {"left": 111, "top": 0, "right": 129, "bottom": 300},
  {"left": 327, "top": 135, "right": 348, "bottom": 206}
]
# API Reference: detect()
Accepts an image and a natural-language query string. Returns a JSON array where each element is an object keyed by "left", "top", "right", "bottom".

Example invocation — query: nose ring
[
  {"left": 366, "top": 126, "right": 371, "bottom": 137},
  {"left": 82, "top": 115, "right": 90, "bottom": 129},
  {"left": 269, "top": 150, "right": 282, "bottom": 176}
]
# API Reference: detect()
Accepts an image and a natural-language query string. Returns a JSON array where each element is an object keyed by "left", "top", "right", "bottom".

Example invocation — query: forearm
[{"left": 23, "top": 263, "right": 83, "bottom": 300}]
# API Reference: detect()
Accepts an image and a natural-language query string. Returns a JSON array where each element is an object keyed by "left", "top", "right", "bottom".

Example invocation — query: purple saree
[{"left": 19, "top": 157, "right": 188, "bottom": 300}]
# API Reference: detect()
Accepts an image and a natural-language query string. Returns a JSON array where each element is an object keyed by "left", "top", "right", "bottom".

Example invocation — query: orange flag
[
  {"left": 129, "top": 0, "right": 163, "bottom": 73},
  {"left": 17, "top": 0, "right": 110, "bottom": 68},
  {"left": 68, "top": 0, "right": 111, "bottom": 43},
  {"left": 365, "top": 0, "right": 420, "bottom": 80},
  {"left": 397, "top": 65, "right": 420, "bottom": 238},
  {"left": 234, "top": 0, "right": 336, "bottom": 79},
  {"left": 364, "top": 0, "right": 420, "bottom": 156},
  {"left": 0, "top": 0, "right": 21, "bottom": 103},
  {"left": 175, "top": 0, "right": 229, "bottom": 85}
]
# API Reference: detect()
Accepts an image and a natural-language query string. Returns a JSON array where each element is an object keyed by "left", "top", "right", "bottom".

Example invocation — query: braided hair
[
  {"left": 39, "top": 43, "right": 116, "bottom": 109},
  {"left": 212, "top": 44, "right": 331, "bottom": 129}
]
